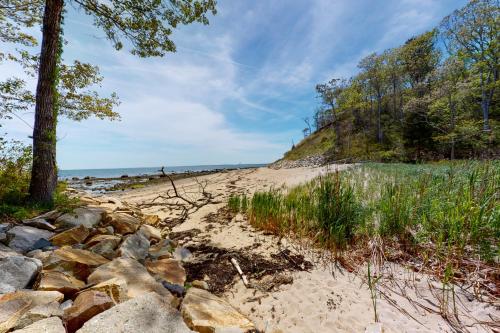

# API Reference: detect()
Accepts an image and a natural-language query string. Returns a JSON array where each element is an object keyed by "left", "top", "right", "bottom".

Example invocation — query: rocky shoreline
[{"left": 0, "top": 194, "right": 257, "bottom": 333}]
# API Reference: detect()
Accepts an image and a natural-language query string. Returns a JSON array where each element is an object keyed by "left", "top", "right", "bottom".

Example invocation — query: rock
[
  {"left": 43, "top": 246, "right": 109, "bottom": 280},
  {"left": 84, "top": 234, "right": 120, "bottom": 248},
  {"left": 10, "top": 317, "right": 65, "bottom": 333},
  {"left": 0, "top": 256, "right": 42, "bottom": 293},
  {"left": 59, "top": 300, "right": 73, "bottom": 311},
  {"left": 0, "top": 298, "right": 31, "bottom": 333},
  {"left": 143, "top": 214, "right": 161, "bottom": 226},
  {"left": 27, "top": 249, "right": 52, "bottom": 263},
  {"left": 87, "top": 258, "right": 172, "bottom": 300},
  {"left": 118, "top": 232, "right": 149, "bottom": 261},
  {"left": 161, "top": 281, "right": 185, "bottom": 297},
  {"left": 104, "top": 213, "right": 140, "bottom": 235},
  {"left": 0, "top": 223, "right": 12, "bottom": 233},
  {"left": 75, "top": 292, "right": 193, "bottom": 333},
  {"left": 181, "top": 288, "right": 255, "bottom": 333},
  {"left": 0, "top": 233, "right": 6, "bottom": 243},
  {"left": 148, "top": 239, "right": 174, "bottom": 259},
  {"left": 50, "top": 225, "right": 89, "bottom": 247},
  {"left": 87, "top": 278, "right": 128, "bottom": 304},
  {"left": 29, "top": 238, "right": 53, "bottom": 251},
  {"left": 35, "top": 270, "right": 85, "bottom": 296},
  {"left": 365, "top": 323, "right": 384, "bottom": 333},
  {"left": 55, "top": 207, "right": 105, "bottom": 229},
  {"left": 87, "top": 239, "right": 119, "bottom": 260},
  {"left": 0, "top": 243, "right": 19, "bottom": 258},
  {"left": 64, "top": 290, "right": 114, "bottom": 333},
  {"left": 22, "top": 218, "right": 57, "bottom": 232},
  {"left": 0, "top": 290, "right": 64, "bottom": 308},
  {"left": 6, "top": 226, "right": 55, "bottom": 253},
  {"left": 191, "top": 280, "right": 209, "bottom": 290},
  {"left": 173, "top": 246, "right": 192, "bottom": 262},
  {"left": 139, "top": 224, "right": 161, "bottom": 242},
  {"left": 13, "top": 301, "right": 63, "bottom": 330},
  {"left": 35, "top": 210, "right": 63, "bottom": 222},
  {"left": 146, "top": 259, "right": 186, "bottom": 286}
]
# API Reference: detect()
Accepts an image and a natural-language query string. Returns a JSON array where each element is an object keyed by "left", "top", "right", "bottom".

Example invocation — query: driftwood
[{"left": 231, "top": 257, "right": 249, "bottom": 287}]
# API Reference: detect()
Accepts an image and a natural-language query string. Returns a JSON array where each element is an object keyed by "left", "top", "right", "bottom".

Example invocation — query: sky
[{"left": 1, "top": 0, "right": 468, "bottom": 169}]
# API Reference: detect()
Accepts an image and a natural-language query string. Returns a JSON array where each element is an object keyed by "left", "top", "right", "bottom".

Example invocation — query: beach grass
[{"left": 228, "top": 161, "right": 499, "bottom": 287}]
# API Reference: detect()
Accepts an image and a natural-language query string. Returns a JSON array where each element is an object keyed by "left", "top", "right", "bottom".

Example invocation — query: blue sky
[{"left": 2, "top": 0, "right": 467, "bottom": 169}]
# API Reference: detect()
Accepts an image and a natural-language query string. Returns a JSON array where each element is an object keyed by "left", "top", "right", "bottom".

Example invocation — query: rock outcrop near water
[{"left": 0, "top": 196, "right": 254, "bottom": 333}]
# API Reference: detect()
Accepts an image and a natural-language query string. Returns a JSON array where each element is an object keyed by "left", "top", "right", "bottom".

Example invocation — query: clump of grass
[
  {"left": 227, "top": 194, "right": 249, "bottom": 215},
  {"left": 247, "top": 172, "right": 364, "bottom": 250}
]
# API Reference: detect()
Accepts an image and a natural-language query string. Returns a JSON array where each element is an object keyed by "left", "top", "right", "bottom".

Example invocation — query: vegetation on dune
[
  {"left": 289, "top": 0, "right": 499, "bottom": 163},
  {"left": 229, "top": 161, "right": 499, "bottom": 294}
]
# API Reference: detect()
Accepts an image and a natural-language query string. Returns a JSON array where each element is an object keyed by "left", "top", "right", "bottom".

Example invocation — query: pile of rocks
[
  {"left": 269, "top": 155, "right": 326, "bottom": 169},
  {"left": 0, "top": 196, "right": 255, "bottom": 333}
]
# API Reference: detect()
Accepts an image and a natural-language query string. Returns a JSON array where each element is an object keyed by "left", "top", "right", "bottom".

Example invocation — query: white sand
[{"left": 114, "top": 166, "right": 498, "bottom": 333}]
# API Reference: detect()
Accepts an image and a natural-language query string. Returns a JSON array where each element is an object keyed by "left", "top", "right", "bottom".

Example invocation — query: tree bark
[{"left": 29, "top": 0, "right": 64, "bottom": 204}]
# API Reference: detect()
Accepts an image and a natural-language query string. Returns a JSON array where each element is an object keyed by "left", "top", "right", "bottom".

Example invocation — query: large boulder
[
  {"left": 146, "top": 259, "right": 186, "bottom": 286},
  {"left": 84, "top": 234, "right": 121, "bottom": 248},
  {"left": 139, "top": 225, "right": 161, "bottom": 242},
  {"left": 0, "top": 243, "right": 20, "bottom": 258},
  {"left": 6, "top": 226, "right": 54, "bottom": 253},
  {"left": 13, "top": 301, "right": 63, "bottom": 330},
  {"left": 34, "top": 270, "right": 85, "bottom": 296},
  {"left": 0, "top": 298, "right": 31, "bottom": 333},
  {"left": 87, "top": 238, "right": 119, "bottom": 260},
  {"left": 104, "top": 213, "right": 140, "bottom": 235},
  {"left": 43, "top": 246, "right": 109, "bottom": 280},
  {"left": 10, "top": 317, "right": 65, "bottom": 333},
  {"left": 0, "top": 255, "right": 42, "bottom": 293},
  {"left": 75, "top": 292, "right": 193, "bottom": 333},
  {"left": 118, "top": 232, "right": 149, "bottom": 261},
  {"left": 63, "top": 290, "right": 114, "bottom": 333},
  {"left": 87, "top": 258, "right": 172, "bottom": 300},
  {"left": 22, "top": 218, "right": 56, "bottom": 232},
  {"left": 181, "top": 288, "right": 255, "bottom": 333},
  {"left": 55, "top": 207, "right": 105, "bottom": 229},
  {"left": 0, "top": 290, "right": 64, "bottom": 307},
  {"left": 87, "top": 278, "right": 128, "bottom": 304},
  {"left": 49, "top": 225, "right": 89, "bottom": 247}
]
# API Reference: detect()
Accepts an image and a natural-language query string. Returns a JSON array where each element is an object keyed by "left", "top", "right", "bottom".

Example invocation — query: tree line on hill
[{"left": 308, "top": 0, "right": 498, "bottom": 162}]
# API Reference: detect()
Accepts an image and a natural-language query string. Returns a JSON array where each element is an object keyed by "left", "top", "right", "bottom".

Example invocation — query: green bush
[{"left": 0, "top": 139, "right": 32, "bottom": 205}]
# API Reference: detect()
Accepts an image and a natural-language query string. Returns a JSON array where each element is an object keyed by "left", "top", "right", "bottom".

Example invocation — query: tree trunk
[
  {"left": 29, "top": 0, "right": 64, "bottom": 204},
  {"left": 377, "top": 95, "right": 382, "bottom": 143}
]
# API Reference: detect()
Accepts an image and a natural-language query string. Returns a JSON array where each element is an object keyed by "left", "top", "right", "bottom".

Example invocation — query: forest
[{"left": 306, "top": 0, "right": 498, "bottom": 162}]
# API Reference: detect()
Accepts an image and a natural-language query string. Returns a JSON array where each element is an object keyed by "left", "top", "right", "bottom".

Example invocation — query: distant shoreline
[{"left": 63, "top": 164, "right": 266, "bottom": 193}]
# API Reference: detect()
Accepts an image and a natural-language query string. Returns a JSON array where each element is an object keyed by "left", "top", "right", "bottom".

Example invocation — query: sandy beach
[{"left": 106, "top": 165, "right": 498, "bottom": 333}]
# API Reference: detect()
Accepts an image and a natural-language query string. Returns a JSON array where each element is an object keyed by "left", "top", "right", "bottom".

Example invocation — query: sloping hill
[{"left": 283, "top": 127, "right": 335, "bottom": 161}]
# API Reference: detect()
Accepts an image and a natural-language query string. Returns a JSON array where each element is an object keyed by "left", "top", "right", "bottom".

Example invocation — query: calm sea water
[{"left": 58, "top": 163, "right": 266, "bottom": 180}]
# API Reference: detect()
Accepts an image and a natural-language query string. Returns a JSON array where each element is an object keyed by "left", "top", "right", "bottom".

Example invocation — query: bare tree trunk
[
  {"left": 479, "top": 68, "right": 491, "bottom": 131},
  {"left": 29, "top": 0, "right": 64, "bottom": 204}
]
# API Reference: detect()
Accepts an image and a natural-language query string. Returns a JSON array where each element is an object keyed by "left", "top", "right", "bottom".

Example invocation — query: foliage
[
  {"left": 292, "top": 0, "right": 499, "bottom": 163},
  {"left": 238, "top": 161, "right": 499, "bottom": 267}
]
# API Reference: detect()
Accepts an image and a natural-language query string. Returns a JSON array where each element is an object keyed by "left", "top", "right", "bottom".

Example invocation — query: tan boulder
[
  {"left": 11, "top": 317, "right": 65, "bottom": 333},
  {"left": 13, "top": 301, "right": 63, "bottom": 330},
  {"left": 143, "top": 214, "right": 161, "bottom": 226},
  {"left": 0, "top": 298, "right": 31, "bottom": 333},
  {"left": 87, "top": 278, "right": 128, "bottom": 304},
  {"left": 0, "top": 290, "right": 64, "bottom": 308},
  {"left": 22, "top": 218, "right": 56, "bottom": 232},
  {"left": 64, "top": 290, "right": 114, "bottom": 333},
  {"left": 139, "top": 224, "right": 161, "bottom": 241},
  {"left": 50, "top": 225, "right": 89, "bottom": 247},
  {"left": 87, "top": 258, "right": 172, "bottom": 300},
  {"left": 146, "top": 259, "right": 186, "bottom": 286},
  {"left": 181, "top": 288, "right": 255, "bottom": 333},
  {"left": 43, "top": 246, "right": 109, "bottom": 280},
  {"left": 104, "top": 213, "right": 139, "bottom": 235},
  {"left": 35, "top": 270, "right": 85, "bottom": 296},
  {"left": 84, "top": 234, "right": 121, "bottom": 248}
]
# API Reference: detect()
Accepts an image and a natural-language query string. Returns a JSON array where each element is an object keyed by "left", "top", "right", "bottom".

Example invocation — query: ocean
[{"left": 58, "top": 163, "right": 267, "bottom": 180}]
